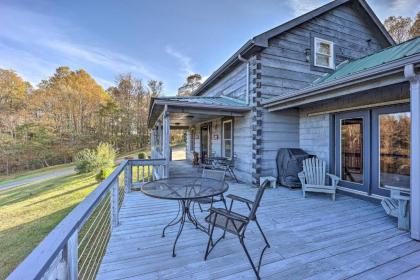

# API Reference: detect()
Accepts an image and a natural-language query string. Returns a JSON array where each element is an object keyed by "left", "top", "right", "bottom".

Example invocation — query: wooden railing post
[
  {"left": 111, "top": 180, "right": 119, "bottom": 227},
  {"left": 66, "top": 230, "right": 78, "bottom": 280},
  {"left": 162, "top": 105, "right": 170, "bottom": 178},
  {"left": 405, "top": 64, "right": 420, "bottom": 240},
  {"left": 151, "top": 127, "right": 156, "bottom": 159},
  {"left": 124, "top": 162, "right": 132, "bottom": 193}
]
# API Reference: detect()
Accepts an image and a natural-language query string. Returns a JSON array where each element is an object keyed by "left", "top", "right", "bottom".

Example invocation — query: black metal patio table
[{"left": 141, "top": 177, "right": 229, "bottom": 257}]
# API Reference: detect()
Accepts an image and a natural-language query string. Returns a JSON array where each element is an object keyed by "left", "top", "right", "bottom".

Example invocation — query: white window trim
[
  {"left": 222, "top": 119, "right": 233, "bottom": 158},
  {"left": 314, "top": 37, "right": 335, "bottom": 69}
]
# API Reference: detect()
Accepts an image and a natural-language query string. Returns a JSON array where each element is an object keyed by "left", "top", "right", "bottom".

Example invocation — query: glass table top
[{"left": 141, "top": 177, "right": 228, "bottom": 200}]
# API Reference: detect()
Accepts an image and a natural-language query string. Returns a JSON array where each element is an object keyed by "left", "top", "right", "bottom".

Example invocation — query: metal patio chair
[
  {"left": 224, "top": 156, "right": 238, "bottom": 183},
  {"left": 204, "top": 180, "right": 270, "bottom": 280},
  {"left": 193, "top": 169, "right": 228, "bottom": 213}
]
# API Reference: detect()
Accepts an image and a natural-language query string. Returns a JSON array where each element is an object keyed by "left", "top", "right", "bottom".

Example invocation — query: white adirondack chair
[
  {"left": 298, "top": 158, "right": 340, "bottom": 201},
  {"left": 381, "top": 185, "right": 410, "bottom": 231}
]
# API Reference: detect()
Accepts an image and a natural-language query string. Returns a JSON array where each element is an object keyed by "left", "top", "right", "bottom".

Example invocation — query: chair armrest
[
  {"left": 298, "top": 171, "right": 306, "bottom": 185},
  {"left": 226, "top": 194, "right": 254, "bottom": 205},
  {"left": 327, "top": 173, "right": 340, "bottom": 187},
  {"left": 209, "top": 207, "right": 248, "bottom": 222}
]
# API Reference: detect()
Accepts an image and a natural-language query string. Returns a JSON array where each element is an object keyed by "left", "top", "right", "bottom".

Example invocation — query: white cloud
[
  {"left": 372, "top": 0, "right": 420, "bottom": 20},
  {"left": 165, "top": 45, "right": 194, "bottom": 77},
  {"left": 287, "top": 0, "right": 328, "bottom": 17},
  {"left": 390, "top": 0, "right": 419, "bottom": 16},
  {"left": 0, "top": 4, "right": 157, "bottom": 88}
]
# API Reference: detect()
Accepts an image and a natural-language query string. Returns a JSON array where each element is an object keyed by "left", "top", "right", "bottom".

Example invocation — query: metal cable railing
[
  {"left": 7, "top": 158, "right": 167, "bottom": 280},
  {"left": 78, "top": 192, "right": 111, "bottom": 280}
]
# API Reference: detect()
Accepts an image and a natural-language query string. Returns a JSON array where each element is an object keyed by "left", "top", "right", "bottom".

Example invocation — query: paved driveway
[{"left": 0, "top": 166, "right": 76, "bottom": 191}]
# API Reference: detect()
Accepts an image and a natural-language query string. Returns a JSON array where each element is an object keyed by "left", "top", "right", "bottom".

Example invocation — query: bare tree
[{"left": 384, "top": 12, "right": 420, "bottom": 44}]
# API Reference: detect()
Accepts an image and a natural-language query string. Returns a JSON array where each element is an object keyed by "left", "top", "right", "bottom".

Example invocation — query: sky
[{"left": 0, "top": 0, "right": 419, "bottom": 96}]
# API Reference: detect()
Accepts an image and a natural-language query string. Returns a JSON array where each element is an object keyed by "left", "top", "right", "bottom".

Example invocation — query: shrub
[
  {"left": 96, "top": 168, "right": 113, "bottom": 181},
  {"left": 75, "top": 149, "right": 98, "bottom": 173},
  {"left": 95, "top": 142, "right": 116, "bottom": 170},
  {"left": 75, "top": 143, "right": 116, "bottom": 174},
  {"left": 138, "top": 152, "right": 146, "bottom": 159}
]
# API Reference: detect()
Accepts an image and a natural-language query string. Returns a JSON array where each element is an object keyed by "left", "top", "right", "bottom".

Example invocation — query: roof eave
[
  {"left": 147, "top": 98, "right": 251, "bottom": 128},
  {"left": 192, "top": 39, "right": 265, "bottom": 96},
  {"left": 264, "top": 53, "right": 420, "bottom": 110},
  {"left": 357, "top": 0, "right": 395, "bottom": 45}
]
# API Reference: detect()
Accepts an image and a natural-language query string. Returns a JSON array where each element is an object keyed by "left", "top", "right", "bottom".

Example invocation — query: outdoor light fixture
[{"left": 305, "top": 48, "right": 311, "bottom": 62}]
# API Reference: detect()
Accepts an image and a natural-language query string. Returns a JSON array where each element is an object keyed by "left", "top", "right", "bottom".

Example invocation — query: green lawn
[{"left": 0, "top": 172, "right": 99, "bottom": 279}]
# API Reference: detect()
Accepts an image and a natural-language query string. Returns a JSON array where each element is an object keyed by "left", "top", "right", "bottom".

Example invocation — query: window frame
[
  {"left": 314, "top": 37, "right": 335, "bottom": 69},
  {"left": 221, "top": 118, "right": 233, "bottom": 159}
]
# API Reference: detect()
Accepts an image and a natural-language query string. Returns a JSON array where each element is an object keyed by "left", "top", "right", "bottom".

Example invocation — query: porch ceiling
[{"left": 148, "top": 96, "right": 250, "bottom": 128}]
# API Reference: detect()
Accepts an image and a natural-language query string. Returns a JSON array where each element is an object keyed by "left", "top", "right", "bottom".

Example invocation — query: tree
[
  {"left": 0, "top": 66, "right": 163, "bottom": 175},
  {"left": 33, "top": 67, "right": 110, "bottom": 155},
  {"left": 384, "top": 12, "right": 420, "bottom": 44},
  {"left": 0, "top": 69, "right": 31, "bottom": 174},
  {"left": 384, "top": 16, "right": 413, "bottom": 43},
  {"left": 410, "top": 12, "right": 420, "bottom": 38}
]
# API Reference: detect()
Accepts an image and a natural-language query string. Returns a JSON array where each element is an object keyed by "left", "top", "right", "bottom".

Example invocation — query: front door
[
  {"left": 335, "top": 111, "right": 370, "bottom": 194},
  {"left": 200, "top": 123, "right": 211, "bottom": 162}
]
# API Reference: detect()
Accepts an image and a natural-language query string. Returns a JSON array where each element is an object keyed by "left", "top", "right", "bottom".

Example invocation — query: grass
[{"left": 0, "top": 172, "right": 99, "bottom": 279}]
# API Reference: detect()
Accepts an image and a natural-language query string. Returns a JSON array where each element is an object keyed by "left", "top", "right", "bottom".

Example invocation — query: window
[
  {"left": 340, "top": 118, "right": 364, "bottom": 184},
  {"left": 378, "top": 112, "right": 410, "bottom": 188},
  {"left": 222, "top": 119, "right": 233, "bottom": 158},
  {"left": 314, "top": 37, "right": 334, "bottom": 69}
]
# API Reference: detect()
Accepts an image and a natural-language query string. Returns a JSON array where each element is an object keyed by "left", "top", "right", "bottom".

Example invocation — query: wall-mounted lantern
[{"left": 305, "top": 48, "right": 311, "bottom": 62}]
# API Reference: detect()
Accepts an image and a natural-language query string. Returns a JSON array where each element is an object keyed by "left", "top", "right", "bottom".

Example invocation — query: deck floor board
[{"left": 97, "top": 161, "right": 419, "bottom": 279}]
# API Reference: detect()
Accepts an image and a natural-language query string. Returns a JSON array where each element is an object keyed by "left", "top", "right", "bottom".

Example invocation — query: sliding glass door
[
  {"left": 335, "top": 111, "right": 370, "bottom": 193},
  {"left": 335, "top": 105, "right": 410, "bottom": 197},
  {"left": 371, "top": 105, "right": 410, "bottom": 196}
]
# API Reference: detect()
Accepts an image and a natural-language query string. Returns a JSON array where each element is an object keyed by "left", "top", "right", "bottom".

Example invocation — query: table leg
[
  {"left": 172, "top": 200, "right": 187, "bottom": 257},
  {"left": 162, "top": 201, "right": 182, "bottom": 237},
  {"left": 187, "top": 202, "right": 208, "bottom": 233}
]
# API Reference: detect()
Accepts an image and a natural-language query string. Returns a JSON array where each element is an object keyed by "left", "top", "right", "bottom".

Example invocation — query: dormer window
[{"left": 314, "top": 37, "right": 334, "bottom": 69}]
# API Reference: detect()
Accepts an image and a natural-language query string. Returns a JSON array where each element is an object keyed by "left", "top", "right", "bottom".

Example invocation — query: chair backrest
[
  {"left": 248, "top": 180, "right": 269, "bottom": 221},
  {"left": 302, "top": 157, "right": 326, "bottom": 185},
  {"left": 202, "top": 169, "right": 226, "bottom": 182}
]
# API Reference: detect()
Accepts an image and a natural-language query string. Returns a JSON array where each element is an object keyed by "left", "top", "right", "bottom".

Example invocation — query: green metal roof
[
  {"left": 313, "top": 36, "right": 420, "bottom": 85},
  {"left": 153, "top": 96, "right": 248, "bottom": 107}
]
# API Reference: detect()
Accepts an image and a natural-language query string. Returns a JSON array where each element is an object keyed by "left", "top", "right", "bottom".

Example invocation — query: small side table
[{"left": 260, "top": 176, "right": 277, "bottom": 188}]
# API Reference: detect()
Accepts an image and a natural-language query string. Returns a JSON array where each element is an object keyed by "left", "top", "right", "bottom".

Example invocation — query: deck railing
[{"left": 7, "top": 159, "right": 166, "bottom": 280}]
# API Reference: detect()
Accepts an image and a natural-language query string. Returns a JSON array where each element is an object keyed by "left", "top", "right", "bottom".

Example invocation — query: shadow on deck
[{"left": 97, "top": 161, "right": 419, "bottom": 280}]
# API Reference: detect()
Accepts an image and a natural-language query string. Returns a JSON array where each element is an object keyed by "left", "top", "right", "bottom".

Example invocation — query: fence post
[
  {"left": 111, "top": 180, "right": 119, "bottom": 227},
  {"left": 66, "top": 230, "right": 78, "bottom": 280},
  {"left": 124, "top": 162, "right": 132, "bottom": 193}
]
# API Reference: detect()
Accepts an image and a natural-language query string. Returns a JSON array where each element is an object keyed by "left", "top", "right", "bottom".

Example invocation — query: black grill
[{"left": 276, "top": 148, "right": 312, "bottom": 188}]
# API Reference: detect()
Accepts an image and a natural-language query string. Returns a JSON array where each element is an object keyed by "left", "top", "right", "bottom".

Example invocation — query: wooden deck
[{"left": 97, "top": 161, "right": 420, "bottom": 279}]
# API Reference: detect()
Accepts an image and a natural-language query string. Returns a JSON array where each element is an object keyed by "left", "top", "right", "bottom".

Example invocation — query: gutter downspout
[{"left": 238, "top": 54, "right": 250, "bottom": 105}]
